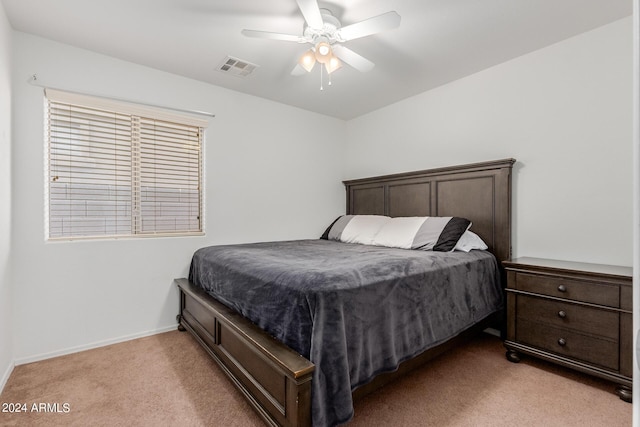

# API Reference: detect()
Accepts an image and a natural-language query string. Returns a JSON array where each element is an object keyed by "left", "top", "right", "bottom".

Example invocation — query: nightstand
[{"left": 503, "top": 257, "right": 632, "bottom": 402}]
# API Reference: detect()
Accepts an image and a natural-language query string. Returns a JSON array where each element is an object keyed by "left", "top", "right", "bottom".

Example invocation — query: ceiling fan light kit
[{"left": 242, "top": 0, "right": 401, "bottom": 89}]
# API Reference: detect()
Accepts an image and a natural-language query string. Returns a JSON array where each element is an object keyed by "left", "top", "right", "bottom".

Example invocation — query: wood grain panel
[
  {"left": 620, "top": 313, "right": 632, "bottom": 377},
  {"left": 183, "top": 293, "right": 217, "bottom": 346},
  {"left": 515, "top": 273, "right": 619, "bottom": 307},
  {"left": 516, "top": 319, "right": 618, "bottom": 370},
  {"left": 516, "top": 295, "right": 618, "bottom": 339},
  {"left": 218, "top": 322, "right": 287, "bottom": 409},
  {"left": 388, "top": 181, "right": 431, "bottom": 217},
  {"left": 435, "top": 176, "right": 495, "bottom": 251},
  {"left": 621, "top": 285, "right": 632, "bottom": 312},
  {"left": 350, "top": 185, "right": 384, "bottom": 215}
]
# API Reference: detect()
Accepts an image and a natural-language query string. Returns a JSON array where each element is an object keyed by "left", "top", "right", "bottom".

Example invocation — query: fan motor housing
[{"left": 303, "top": 9, "right": 342, "bottom": 44}]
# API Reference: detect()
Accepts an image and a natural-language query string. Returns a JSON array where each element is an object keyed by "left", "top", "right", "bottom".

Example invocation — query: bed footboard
[{"left": 175, "top": 278, "right": 314, "bottom": 427}]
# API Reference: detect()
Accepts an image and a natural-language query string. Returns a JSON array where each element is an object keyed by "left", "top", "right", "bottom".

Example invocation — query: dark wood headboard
[{"left": 343, "top": 158, "right": 515, "bottom": 263}]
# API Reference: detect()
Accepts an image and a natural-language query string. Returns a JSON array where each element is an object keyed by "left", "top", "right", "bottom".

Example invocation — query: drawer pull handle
[
  {"left": 558, "top": 310, "right": 566, "bottom": 318},
  {"left": 558, "top": 338, "right": 566, "bottom": 346},
  {"left": 557, "top": 284, "right": 567, "bottom": 292}
]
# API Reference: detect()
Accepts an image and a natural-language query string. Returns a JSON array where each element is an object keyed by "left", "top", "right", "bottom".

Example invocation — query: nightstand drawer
[
  {"left": 517, "top": 319, "right": 618, "bottom": 370},
  {"left": 516, "top": 295, "right": 619, "bottom": 340},
  {"left": 513, "top": 273, "right": 619, "bottom": 307}
]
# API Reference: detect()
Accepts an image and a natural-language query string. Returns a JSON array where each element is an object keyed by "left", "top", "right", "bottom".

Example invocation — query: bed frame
[{"left": 176, "top": 158, "right": 515, "bottom": 427}]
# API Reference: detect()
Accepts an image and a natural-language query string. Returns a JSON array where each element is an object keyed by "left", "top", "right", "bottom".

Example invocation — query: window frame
[{"left": 45, "top": 89, "right": 207, "bottom": 241}]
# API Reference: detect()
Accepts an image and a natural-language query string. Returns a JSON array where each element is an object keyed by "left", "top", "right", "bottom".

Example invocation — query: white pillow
[
  {"left": 339, "top": 215, "right": 391, "bottom": 245},
  {"left": 373, "top": 217, "right": 427, "bottom": 249},
  {"left": 454, "top": 231, "right": 488, "bottom": 252},
  {"left": 325, "top": 215, "right": 472, "bottom": 252}
]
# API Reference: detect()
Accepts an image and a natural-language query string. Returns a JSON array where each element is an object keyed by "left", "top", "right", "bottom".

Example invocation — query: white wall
[
  {"left": 11, "top": 32, "right": 346, "bottom": 362},
  {"left": 345, "top": 17, "right": 633, "bottom": 267},
  {"left": 0, "top": 1, "right": 13, "bottom": 389}
]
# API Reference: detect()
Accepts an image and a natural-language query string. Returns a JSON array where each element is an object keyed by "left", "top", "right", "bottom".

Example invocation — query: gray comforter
[{"left": 189, "top": 239, "right": 502, "bottom": 427}]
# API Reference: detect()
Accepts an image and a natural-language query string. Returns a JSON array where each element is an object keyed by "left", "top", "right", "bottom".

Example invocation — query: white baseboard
[
  {"left": 0, "top": 359, "right": 15, "bottom": 395},
  {"left": 483, "top": 327, "right": 501, "bottom": 337},
  {"left": 14, "top": 324, "right": 178, "bottom": 366}
]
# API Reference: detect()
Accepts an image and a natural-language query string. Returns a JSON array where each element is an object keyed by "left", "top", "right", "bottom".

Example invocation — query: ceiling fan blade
[
  {"left": 291, "top": 64, "right": 307, "bottom": 76},
  {"left": 337, "top": 11, "right": 401, "bottom": 41},
  {"left": 295, "top": 0, "right": 324, "bottom": 29},
  {"left": 332, "top": 45, "right": 375, "bottom": 72},
  {"left": 241, "top": 29, "right": 304, "bottom": 42}
]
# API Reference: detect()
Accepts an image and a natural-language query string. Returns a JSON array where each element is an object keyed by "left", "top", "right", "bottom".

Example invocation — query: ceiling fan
[{"left": 241, "top": 0, "right": 401, "bottom": 78}]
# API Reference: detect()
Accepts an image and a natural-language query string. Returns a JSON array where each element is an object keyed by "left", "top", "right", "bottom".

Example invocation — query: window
[{"left": 46, "top": 89, "right": 206, "bottom": 240}]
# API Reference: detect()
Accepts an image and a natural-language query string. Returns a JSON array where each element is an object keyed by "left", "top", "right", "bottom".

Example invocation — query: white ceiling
[{"left": 2, "top": 0, "right": 632, "bottom": 120}]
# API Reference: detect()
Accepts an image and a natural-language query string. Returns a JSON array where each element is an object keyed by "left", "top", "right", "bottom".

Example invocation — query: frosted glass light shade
[
  {"left": 325, "top": 56, "right": 342, "bottom": 74},
  {"left": 299, "top": 49, "right": 316, "bottom": 72},
  {"left": 315, "top": 42, "right": 332, "bottom": 64}
]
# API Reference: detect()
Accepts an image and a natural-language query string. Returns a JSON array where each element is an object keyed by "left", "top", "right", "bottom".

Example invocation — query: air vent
[{"left": 217, "top": 56, "right": 259, "bottom": 78}]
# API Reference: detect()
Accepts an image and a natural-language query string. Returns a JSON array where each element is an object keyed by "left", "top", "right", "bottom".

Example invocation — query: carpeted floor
[{"left": 0, "top": 330, "right": 631, "bottom": 426}]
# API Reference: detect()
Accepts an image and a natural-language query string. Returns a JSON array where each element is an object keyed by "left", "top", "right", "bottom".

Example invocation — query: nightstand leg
[
  {"left": 176, "top": 314, "right": 186, "bottom": 332},
  {"left": 616, "top": 385, "right": 632, "bottom": 403},
  {"left": 505, "top": 349, "right": 521, "bottom": 363}
]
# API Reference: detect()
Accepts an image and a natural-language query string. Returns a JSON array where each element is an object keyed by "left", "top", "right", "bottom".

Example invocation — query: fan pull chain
[{"left": 319, "top": 65, "right": 333, "bottom": 90}]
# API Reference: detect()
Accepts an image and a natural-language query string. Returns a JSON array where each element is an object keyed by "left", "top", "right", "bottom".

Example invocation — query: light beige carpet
[{"left": 0, "top": 330, "right": 631, "bottom": 426}]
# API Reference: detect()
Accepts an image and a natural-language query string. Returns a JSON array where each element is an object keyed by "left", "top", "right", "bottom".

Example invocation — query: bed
[{"left": 176, "top": 158, "right": 515, "bottom": 427}]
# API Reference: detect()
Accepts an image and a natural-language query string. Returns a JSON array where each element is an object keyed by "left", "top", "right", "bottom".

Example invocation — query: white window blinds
[{"left": 46, "top": 89, "right": 206, "bottom": 239}]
